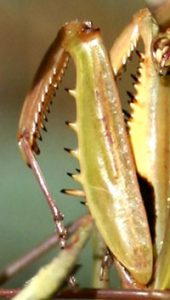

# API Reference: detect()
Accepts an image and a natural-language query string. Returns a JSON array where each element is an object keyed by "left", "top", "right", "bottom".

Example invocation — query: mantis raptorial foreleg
[
  {"left": 110, "top": 8, "right": 170, "bottom": 256},
  {"left": 18, "top": 34, "right": 70, "bottom": 248},
  {"left": 18, "top": 20, "right": 152, "bottom": 286}
]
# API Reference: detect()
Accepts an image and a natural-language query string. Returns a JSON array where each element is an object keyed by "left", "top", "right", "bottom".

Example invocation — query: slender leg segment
[
  {"left": 18, "top": 29, "right": 69, "bottom": 248},
  {"left": 18, "top": 138, "right": 66, "bottom": 248}
]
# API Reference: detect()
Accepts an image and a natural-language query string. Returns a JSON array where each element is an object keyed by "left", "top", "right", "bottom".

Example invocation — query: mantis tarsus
[{"left": 15, "top": 0, "right": 170, "bottom": 295}]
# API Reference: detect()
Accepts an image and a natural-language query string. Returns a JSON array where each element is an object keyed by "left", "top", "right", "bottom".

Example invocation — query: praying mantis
[{"left": 14, "top": 0, "right": 170, "bottom": 296}]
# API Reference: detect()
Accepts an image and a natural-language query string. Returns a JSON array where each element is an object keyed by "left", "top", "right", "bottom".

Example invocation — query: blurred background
[{"left": 0, "top": 0, "right": 146, "bottom": 289}]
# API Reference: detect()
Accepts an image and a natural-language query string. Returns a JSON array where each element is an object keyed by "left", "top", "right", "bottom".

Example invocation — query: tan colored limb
[
  {"left": 110, "top": 8, "right": 158, "bottom": 75},
  {"left": 18, "top": 137, "right": 67, "bottom": 248}
]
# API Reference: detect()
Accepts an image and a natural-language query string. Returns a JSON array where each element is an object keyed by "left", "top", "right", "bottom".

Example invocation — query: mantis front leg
[
  {"left": 110, "top": 8, "right": 170, "bottom": 257},
  {"left": 18, "top": 34, "right": 69, "bottom": 248}
]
